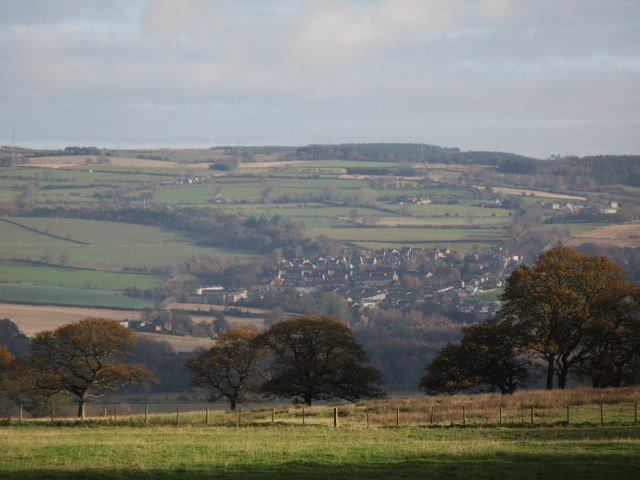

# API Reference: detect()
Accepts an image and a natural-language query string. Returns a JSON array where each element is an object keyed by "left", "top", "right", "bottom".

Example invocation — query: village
[{"left": 188, "top": 246, "right": 523, "bottom": 324}]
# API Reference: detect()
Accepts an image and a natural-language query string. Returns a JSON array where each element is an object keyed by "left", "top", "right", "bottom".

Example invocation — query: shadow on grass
[{"left": 4, "top": 452, "right": 639, "bottom": 480}]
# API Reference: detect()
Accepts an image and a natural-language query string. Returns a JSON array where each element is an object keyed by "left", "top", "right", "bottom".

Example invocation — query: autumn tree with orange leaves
[
  {"left": 27, "top": 318, "right": 154, "bottom": 418},
  {"left": 185, "top": 326, "right": 267, "bottom": 410}
]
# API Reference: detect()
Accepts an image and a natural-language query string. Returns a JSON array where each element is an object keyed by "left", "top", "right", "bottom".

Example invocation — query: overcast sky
[{"left": 1, "top": 0, "right": 638, "bottom": 158}]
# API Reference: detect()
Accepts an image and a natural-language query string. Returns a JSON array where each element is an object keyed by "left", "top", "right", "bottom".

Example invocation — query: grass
[
  {"left": 0, "top": 217, "right": 250, "bottom": 269},
  {"left": 0, "top": 261, "right": 164, "bottom": 290},
  {"left": 0, "top": 284, "right": 153, "bottom": 308},
  {"left": 2, "top": 389, "right": 640, "bottom": 479},
  {"left": 1, "top": 423, "right": 639, "bottom": 479},
  {"left": 308, "top": 226, "right": 506, "bottom": 246}
]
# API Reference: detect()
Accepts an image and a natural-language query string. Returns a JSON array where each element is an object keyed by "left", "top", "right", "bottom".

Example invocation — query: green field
[
  {"left": 0, "top": 261, "right": 163, "bottom": 290},
  {"left": 0, "top": 217, "right": 249, "bottom": 269},
  {"left": 0, "top": 284, "right": 152, "bottom": 308},
  {"left": 308, "top": 226, "right": 506, "bottom": 248},
  {"left": 0, "top": 216, "right": 250, "bottom": 308},
  {"left": 0, "top": 423, "right": 638, "bottom": 479}
]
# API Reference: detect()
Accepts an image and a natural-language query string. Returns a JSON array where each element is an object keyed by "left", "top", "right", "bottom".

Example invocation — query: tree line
[
  {"left": 0, "top": 316, "right": 385, "bottom": 417},
  {"left": 422, "top": 246, "right": 640, "bottom": 394}
]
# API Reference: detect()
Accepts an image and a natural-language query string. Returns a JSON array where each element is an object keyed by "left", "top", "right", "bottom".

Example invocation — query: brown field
[
  {"left": 136, "top": 332, "right": 213, "bottom": 352},
  {"left": 475, "top": 185, "right": 587, "bottom": 201},
  {"left": 24, "top": 156, "right": 210, "bottom": 169},
  {"left": 239, "top": 160, "right": 310, "bottom": 168},
  {"left": 0, "top": 303, "right": 213, "bottom": 352},
  {"left": 0, "top": 302, "right": 140, "bottom": 335},
  {"left": 565, "top": 223, "right": 640, "bottom": 248},
  {"left": 339, "top": 174, "right": 423, "bottom": 182},
  {"left": 165, "top": 302, "right": 270, "bottom": 316}
]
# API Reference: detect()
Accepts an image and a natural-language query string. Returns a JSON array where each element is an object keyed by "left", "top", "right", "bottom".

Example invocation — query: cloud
[
  {"left": 286, "top": 0, "right": 459, "bottom": 68},
  {"left": 0, "top": 0, "right": 638, "bottom": 156}
]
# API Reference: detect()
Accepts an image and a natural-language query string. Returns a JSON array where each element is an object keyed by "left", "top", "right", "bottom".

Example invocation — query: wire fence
[{"left": 3, "top": 400, "right": 639, "bottom": 428}]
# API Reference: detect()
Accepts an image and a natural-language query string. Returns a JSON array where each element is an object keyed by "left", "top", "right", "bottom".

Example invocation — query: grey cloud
[{"left": 0, "top": 0, "right": 638, "bottom": 157}]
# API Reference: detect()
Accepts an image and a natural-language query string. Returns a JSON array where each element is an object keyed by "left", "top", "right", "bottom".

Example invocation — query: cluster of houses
[
  {"left": 193, "top": 246, "right": 524, "bottom": 319},
  {"left": 542, "top": 200, "right": 618, "bottom": 215}
]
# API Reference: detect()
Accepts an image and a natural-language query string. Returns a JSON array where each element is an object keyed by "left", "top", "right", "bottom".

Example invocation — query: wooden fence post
[
  {"left": 396, "top": 407, "right": 400, "bottom": 426},
  {"left": 176, "top": 405, "right": 180, "bottom": 426},
  {"left": 302, "top": 406, "right": 305, "bottom": 425},
  {"left": 333, "top": 407, "right": 338, "bottom": 428},
  {"left": 499, "top": 405, "right": 502, "bottom": 426},
  {"left": 530, "top": 404, "right": 534, "bottom": 424},
  {"left": 19, "top": 404, "right": 23, "bottom": 422},
  {"left": 566, "top": 404, "right": 570, "bottom": 424},
  {"left": 114, "top": 405, "right": 118, "bottom": 421},
  {"left": 366, "top": 407, "right": 369, "bottom": 428},
  {"left": 430, "top": 406, "right": 434, "bottom": 425},
  {"left": 205, "top": 406, "right": 209, "bottom": 426},
  {"left": 104, "top": 407, "right": 107, "bottom": 420},
  {"left": 272, "top": 406, "right": 275, "bottom": 423},
  {"left": 462, "top": 406, "right": 466, "bottom": 426},
  {"left": 144, "top": 405, "right": 148, "bottom": 425},
  {"left": 50, "top": 403, "right": 54, "bottom": 423}
]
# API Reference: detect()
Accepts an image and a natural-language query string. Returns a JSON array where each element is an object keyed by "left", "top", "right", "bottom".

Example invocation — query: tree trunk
[
  {"left": 558, "top": 368, "right": 568, "bottom": 389},
  {"left": 546, "top": 355, "right": 554, "bottom": 390},
  {"left": 229, "top": 397, "right": 237, "bottom": 411},
  {"left": 557, "top": 356, "right": 570, "bottom": 389},
  {"left": 77, "top": 399, "right": 86, "bottom": 419}
]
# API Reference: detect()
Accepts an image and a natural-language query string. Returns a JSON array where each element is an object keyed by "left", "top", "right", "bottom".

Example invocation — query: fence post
[
  {"left": 566, "top": 404, "right": 570, "bottom": 424},
  {"left": 104, "top": 407, "right": 107, "bottom": 420},
  {"left": 19, "top": 404, "right": 23, "bottom": 422},
  {"left": 333, "top": 407, "right": 338, "bottom": 428},
  {"left": 144, "top": 405, "right": 148, "bottom": 425},
  {"left": 366, "top": 407, "right": 369, "bottom": 428},
  {"left": 499, "top": 405, "right": 502, "bottom": 426},
  {"left": 530, "top": 404, "right": 534, "bottom": 424},
  {"left": 302, "top": 406, "right": 305, "bottom": 425},
  {"left": 205, "top": 406, "right": 209, "bottom": 426},
  {"left": 272, "top": 406, "right": 276, "bottom": 423},
  {"left": 462, "top": 406, "right": 466, "bottom": 426},
  {"left": 50, "top": 403, "right": 54, "bottom": 423},
  {"left": 600, "top": 403, "right": 604, "bottom": 425},
  {"left": 430, "top": 406, "right": 434, "bottom": 425},
  {"left": 114, "top": 405, "right": 118, "bottom": 421},
  {"left": 176, "top": 405, "right": 180, "bottom": 426},
  {"left": 396, "top": 407, "right": 400, "bottom": 426}
]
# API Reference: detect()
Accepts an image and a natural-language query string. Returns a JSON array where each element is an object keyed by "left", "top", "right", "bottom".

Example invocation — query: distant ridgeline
[
  {"left": 294, "top": 143, "right": 535, "bottom": 165},
  {"left": 295, "top": 144, "right": 640, "bottom": 187},
  {"left": 497, "top": 155, "right": 640, "bottom": 187}
]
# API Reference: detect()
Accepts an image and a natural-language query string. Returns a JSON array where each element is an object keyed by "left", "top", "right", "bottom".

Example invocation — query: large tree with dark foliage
[
  {"left": 258, "top": 316, "right": 385, "bottom": 405},
  {"left": 419, "top": 318, "right": 528, "bottom": 395},
  {"left": 0, "top": 319, "right": 30, "bottom": 358},
  {"left": 500, "top": 246, "right": 640, "bottom": 389},
  {"left": 27, "top": 318, "right": 154, "bottom": 418},
  {"left": 185, "top": 326, "right": 267, "bottom": 410}
]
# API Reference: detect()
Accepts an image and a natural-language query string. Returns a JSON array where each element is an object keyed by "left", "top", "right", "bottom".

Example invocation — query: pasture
[
  {"left": 0, "top": 284, "right": 152, "bottom": 309},
  {"left": 1, "top": 424, "right": 639, "bottom": 480},
  {"left": 3, "top": 387, "right": 640, "bottom": 480},
  {"left": 0, "top": 217, "right": 248, "bottom": 270}
]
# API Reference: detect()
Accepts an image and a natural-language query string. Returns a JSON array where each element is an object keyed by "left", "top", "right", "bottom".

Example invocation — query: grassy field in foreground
[{"left": 1, "top": 423, "right": 639, "bottom": 479}]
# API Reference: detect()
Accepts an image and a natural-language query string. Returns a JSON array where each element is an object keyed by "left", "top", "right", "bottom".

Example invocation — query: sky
[{"left": 0, "top": 0, "right": 639, "bottom": 158}]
